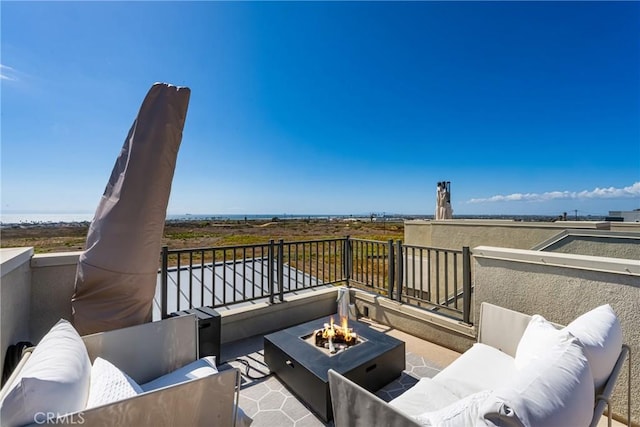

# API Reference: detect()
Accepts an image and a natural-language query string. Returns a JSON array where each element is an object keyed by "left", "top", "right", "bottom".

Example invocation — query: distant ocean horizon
[
  {"left": 0, "top": 211, "right": 595, "bottom": 225},
  {"left": 0, "top": 212, "right": 409, "bottom": 225}
]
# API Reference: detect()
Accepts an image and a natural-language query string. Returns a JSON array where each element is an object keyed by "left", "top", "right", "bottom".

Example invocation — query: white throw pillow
[
  {"left": 565, "top": 304, "right": 623, "bottom": 390},
  {"left": 0, "top": 319, "right": 91, "bottom": 427},
  {"left": 514, "top": 314, "right": 563, "bottom": 370},
  {"left": 86, "top": 357, "right": 143, "bottom": 409},
  {"left": 413, "top": 390, "right": 494, "bottom": 427},
  {"left": 489, "top": 334, "right": 594, "bottom": 427},
  {"left": 140, "top": 356, "right": 218, "bottom": 392}
]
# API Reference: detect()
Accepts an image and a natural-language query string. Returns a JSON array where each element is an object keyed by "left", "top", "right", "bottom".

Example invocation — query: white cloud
[
  {"left": 0, "top": 64, "right": 17, "bottom": 81},
  {"left": 468, "top": 182, "right": 640, "bottom": 204}
]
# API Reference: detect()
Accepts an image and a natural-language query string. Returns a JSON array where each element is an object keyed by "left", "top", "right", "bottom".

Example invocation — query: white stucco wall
[
  {"left": 405, "top": 219, "right": 612, "bottom": 250},
  {"left": 473, "top": 246, "right": 640, "bottom": 425},
  {"left": 29, "top": 252, "right": 81, "bottom": 342},
  {"left": 0, "top": 248, "right": 33, "bottom": 369}
]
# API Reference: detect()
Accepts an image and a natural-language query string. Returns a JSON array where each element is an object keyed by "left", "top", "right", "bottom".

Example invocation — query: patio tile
[
  {"left": 251, "top": 410, "right": 295, "bottom": 427},
  {"left": 240, "top": 381, "right": 270, "bottom": 400},
  {"left": 294, "top": 414, "right": 328, "bottom": 427},
  {"left": 258, "top": 391, "right": 287, "bottom": 411},
  {"left": 282, "top": 396, "right": 314, "bottom": 422},
  {"left": 411, "top": 365, "right": 440, "bottom": 378},
  {"left": 232, "top": 317, "right": 462, "bottom": 426},
  {"left": 238, "top": 396, "right": 259, "bottom": 417}
]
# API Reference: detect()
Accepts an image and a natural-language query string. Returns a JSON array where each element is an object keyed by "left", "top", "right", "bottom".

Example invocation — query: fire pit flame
[{"left": 314, "top": 316, "right": 358, "bottom": 353}]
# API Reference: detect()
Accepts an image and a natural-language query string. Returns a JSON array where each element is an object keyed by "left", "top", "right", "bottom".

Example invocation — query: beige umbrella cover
[{"left": 72, "top": 83, "right": 190, "bottom": 335}]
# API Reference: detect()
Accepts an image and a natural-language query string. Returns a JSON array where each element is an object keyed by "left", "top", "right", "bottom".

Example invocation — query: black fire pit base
[{"left": 264, "top": 317, "right": 405, "bottom": 422}]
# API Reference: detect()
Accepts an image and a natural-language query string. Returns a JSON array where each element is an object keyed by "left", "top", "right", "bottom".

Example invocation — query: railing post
[
  {"left": 343, "top": 236, "right": 351, "bottom": 286},
  {"left": 462, "top": 246, "right": 472, "bottom": 324},
  {"left": 395, "top": 240, "right": 403, "bottom": 302},
  {"left": 268, "top": 239, "right": 275, "bottom": 304},
  {"left": 278, "top": 239, "right": 284, "bottom": 302},
  {"left": 161, "top": 245, "right": 168, "bottom": 319},
  {"left": 387, "top": 240, "right": 395, "bottom": 299}
]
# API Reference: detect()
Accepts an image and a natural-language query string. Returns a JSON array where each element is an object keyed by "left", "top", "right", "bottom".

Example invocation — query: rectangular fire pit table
[{"left": 264, "top": 317, "right": 405, "bottom": 422}]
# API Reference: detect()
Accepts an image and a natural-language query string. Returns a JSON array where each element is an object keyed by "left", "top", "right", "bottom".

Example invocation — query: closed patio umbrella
[{"left": 72, "top": 83, "right": 190, "bottom": 335}]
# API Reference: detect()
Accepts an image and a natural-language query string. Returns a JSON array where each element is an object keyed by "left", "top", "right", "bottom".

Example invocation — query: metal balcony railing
[{"left": 159, "top": 237, "right": 472, "bottom": 324}]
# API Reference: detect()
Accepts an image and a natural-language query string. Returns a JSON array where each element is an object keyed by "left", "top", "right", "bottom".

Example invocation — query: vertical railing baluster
[
  {"left": 176, "top": 252, "right": 182, "bottom": 311},
  {"left": 295, "top": 243, "right": 300, "bottom": 289},
  {"left": 343, "top": 236, "right": 350, "bottom": 286},
  {"left": 188, "top": 252, "right": 193, "bottom": 309},
  {"left": 232, "top": 249, "right": 237, "bottom": 302},
  {"left": 278, "top": 239, "right": 284, "bottom": 301},
  {"left": 444, "top": 251, "right": 449, "bottom": 307},
  {"left": 463, "top": 246, "right": 472, "bottom": 324},
  {"left": 387, "top": 240, "right": 394, "bottom": 298},
  {"left": 395, "top": 240, "right": 403, "bottom": 302},
  {"left": 315, "top": 241, "right": 319, "bottom": 287},
  {"left": 268, "top": 240, "right": 275, "bottom": 304},
  {"left": 253, "top": 247, "right": 258, "bottom": 298},
  {"left": 419, "top": 248, "right": 424, "bottom": 301},
  {"left": 411, "top": 247, "right": 416, "bottom": 299},
  {"left": 427, "top": 249, "right": 432, "bottom": 304},
  {"left": 200, "top": 250, "right": 205, "bottom": 307},
  {"left": 288, "top": 243, "right": 292, "bottom": 291},
  {"left": 222, "top": 249, "right": 227, "bottom": 305},
  {"left": 453, "top": 253, "right": 458, "bottom": 309},
  {"left": 212, "top": 249, "right": 217, "bottom": 307},
  {"left": 242, "top": 247, "right": 247, "bottom": 301},
  {"left": 435, "top": 250, "right": 440, "bottom": 305},
  {"left": 161, "top": 245, "right": 168, "bottom": 318}
]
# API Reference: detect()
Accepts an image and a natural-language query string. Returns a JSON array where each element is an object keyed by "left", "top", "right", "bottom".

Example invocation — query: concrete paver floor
[{"left": 219, "top": 317, "right": 460, "bottom": 427}]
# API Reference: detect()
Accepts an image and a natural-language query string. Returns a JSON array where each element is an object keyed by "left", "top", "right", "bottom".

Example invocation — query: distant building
[{"left": 607, "top": 210, "right": 640, "bottom": 222}]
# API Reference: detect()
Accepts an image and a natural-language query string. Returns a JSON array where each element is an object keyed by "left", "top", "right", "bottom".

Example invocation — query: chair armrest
[
  {"left": 328, "top": 369, "right": 420, "bottom": 427},
  {"left": 57, "top": 368, "right": 240, "bottom": 426},
  {"left": 81, "top": 314, "right": 199, "bottom": 383},
  {"left": 589, "top": 344, "right": 630, "bottom": 427},
  {"left": 477, "top": 302, "right": 533, "bottom": 356},
  {"left": 0, "top": 350, "right": 33, "bottom": 401}
]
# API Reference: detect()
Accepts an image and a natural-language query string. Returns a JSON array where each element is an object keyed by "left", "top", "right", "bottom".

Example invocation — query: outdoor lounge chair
[
  {"left": 0, "top": 314, "right": 251, "bottom": 426},
  {"left": 329, "top": 302, "right": 631, "bottom": 427}
]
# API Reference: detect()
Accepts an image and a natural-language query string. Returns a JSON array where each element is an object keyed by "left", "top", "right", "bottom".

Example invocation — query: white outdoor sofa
[
  {"left": 0, "top": 314, "right": 251, "bottom": 426},
  {"left": 329, "top": 302, "right": 630, "bottom": 427}
]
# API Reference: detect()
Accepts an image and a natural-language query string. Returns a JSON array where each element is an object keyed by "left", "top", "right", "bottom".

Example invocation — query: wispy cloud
[
  {"left": 0, "top": 64, "right": 18, "bottom": 81},
  {"left": 468, "top": 182, "right": 640, "bottom": 204}
]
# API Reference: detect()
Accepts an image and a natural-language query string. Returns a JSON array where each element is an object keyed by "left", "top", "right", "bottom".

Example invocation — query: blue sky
[{"left": 2, "top": 1, "right": 639, "bottom": 218}]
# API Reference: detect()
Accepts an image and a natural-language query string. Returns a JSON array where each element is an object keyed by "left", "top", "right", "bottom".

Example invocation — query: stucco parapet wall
[
  {"left": 1, "top": 247, "right": 34, "bottom": 277},
  {"left": 406, "top": 219, "right": 609, "bottom": 230},
  {"left": 219, "top": 286, "right": 338, "bottom": 321},
  {"left": 351, "top": 288, "right": 476, "bottom": 340},
  {"left": 30, "top": 251, "right": 82, "bottom": 268},
  {"left": 473, "top": 245, "right": 640, "bottom": 276}
]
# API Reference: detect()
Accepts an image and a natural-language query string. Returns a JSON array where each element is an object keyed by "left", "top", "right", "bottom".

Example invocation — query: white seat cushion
[
  {"left": 0, "top": 319, "right": 91, "bottom": 427},
  {"left": 432, "top": 343, "right": 517, "bottom": 398},
  {"left": 389, "top": 377, "right": 459, "bottom": 416},
  {"left": 565, "top": 304, "right": 622, "bottom": 390},
  {"left": 140, "top": 356, "right": 218, "bottom": 392},
  {"left": 86, "top": 357, "right": 143, "bottom": 409},
  {"left": 486, "top": 334, "right": 594, "bottom": 427},
  {"left": 413, "top": 390, "right": 494, "bottom": 427}
]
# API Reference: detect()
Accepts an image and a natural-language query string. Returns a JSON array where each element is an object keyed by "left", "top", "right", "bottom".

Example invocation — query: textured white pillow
[
  {"left": 565, "top": 304, "right": 622, "bottom": 390},
  {"left": 413, "top": 390, "right": 494, "bottom": 427},
  {"left": 140, "top": 356, "right": 218, "bottom": 392},
  {"left": 86, "top": 357, "right": 143, "bottom": 409},
  {"left": 489, "top": 334, "right": 594, "bottom": 427},
  {"left": 515, "top": 314, "right": 563, "bottom": 370},
  {"left": 0, "top": 319, "right": 91, "bottom": 427}
]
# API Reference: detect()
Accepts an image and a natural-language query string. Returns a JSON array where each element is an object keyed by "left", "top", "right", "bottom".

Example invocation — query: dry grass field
[{"left": 1, "top": 219, "right": 404, "bottom": 254}]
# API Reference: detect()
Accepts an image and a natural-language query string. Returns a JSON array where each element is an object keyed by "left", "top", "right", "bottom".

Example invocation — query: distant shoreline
[{"left": 0, "top": 212, "right": 605, "bottom": 228}]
